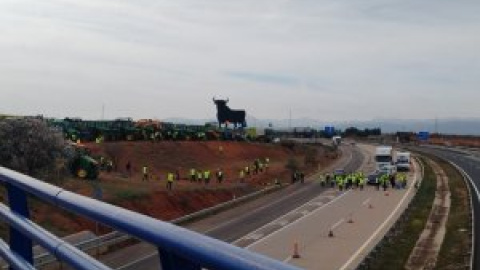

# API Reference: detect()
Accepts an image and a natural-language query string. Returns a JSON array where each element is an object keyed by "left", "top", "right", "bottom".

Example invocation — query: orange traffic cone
[
  {"left": 347, "top": 214, "right": 354, "bottom": 224},
  {"left": 292, "top": 242, "right": 301, "bottom": 259}
]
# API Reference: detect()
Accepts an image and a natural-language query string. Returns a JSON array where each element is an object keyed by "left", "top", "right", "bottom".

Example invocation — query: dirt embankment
[
  {"left": 429, "top": 136, "right": 480, "bottom": 148},
  {"left": 32, "top": 141, "right": 338, "bottom": 236}
]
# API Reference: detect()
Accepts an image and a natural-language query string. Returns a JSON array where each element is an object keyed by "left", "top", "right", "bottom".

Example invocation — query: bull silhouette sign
[{"left": 213, "top": 97, "right": 247, "bottom": 128}]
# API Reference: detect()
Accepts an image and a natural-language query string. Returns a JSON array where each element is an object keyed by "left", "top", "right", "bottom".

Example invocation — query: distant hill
[{"left": 163, "top": 117, "right": 480, "bottom": 136}]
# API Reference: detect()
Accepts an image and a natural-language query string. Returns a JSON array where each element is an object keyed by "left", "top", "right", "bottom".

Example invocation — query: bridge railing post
[{"left": 6, "top": 183, "right": 33, "bottom": 266}]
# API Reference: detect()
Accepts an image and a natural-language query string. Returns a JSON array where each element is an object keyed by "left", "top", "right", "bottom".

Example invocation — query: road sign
[
  {"left": 417, "top": 131, "right": 430, "bottom": 141},
  {"left": 325, "top": 126, "right": 335, "bottom": 136}
]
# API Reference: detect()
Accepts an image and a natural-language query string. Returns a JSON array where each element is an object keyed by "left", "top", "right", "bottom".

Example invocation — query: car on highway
[
  {"left": 367, "top": 171, "right": 380, "bottom": 185},
  {"left": 334, "top": 168, "right": 345, "bottom": 176}
]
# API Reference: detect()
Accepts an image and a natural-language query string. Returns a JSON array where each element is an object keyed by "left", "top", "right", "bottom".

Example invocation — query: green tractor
[{"left": 68, "top": 143, "right": 99, "bottom": 180}]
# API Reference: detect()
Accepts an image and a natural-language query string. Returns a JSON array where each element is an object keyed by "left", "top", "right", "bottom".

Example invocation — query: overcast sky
[{"left": 1, "top": 0, "right": 479, "bottom": 122}]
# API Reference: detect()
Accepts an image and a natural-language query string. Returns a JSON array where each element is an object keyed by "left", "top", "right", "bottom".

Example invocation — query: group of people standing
[
  {"left": 315, "top": 171, "right": 408, "bottom": 192},
  {"left": 238, "top": 157, "right": 270, "bottom": 183},
  {"left": 133, "top": 157, "right": 270, "bottom": 191},
  {"left": 188, "top": 168, "right": 224, "bottom": 185},
  {"left": 320, "top": 171, "right": 367, "bottom": 191},
  {"left": 291, "top": 171, "right": 306, "bottom": 184},
  {"left": 375, "top": 172, "right": 408, "bottom": 191}
]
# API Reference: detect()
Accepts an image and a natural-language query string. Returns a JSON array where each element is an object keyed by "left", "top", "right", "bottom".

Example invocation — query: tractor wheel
[{"left": 76, "top": 168, "right": 88, "bottom": 179}]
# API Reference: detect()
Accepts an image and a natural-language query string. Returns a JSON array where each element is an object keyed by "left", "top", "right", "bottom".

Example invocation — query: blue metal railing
[{"left": 0, "top": 167, "right": 302, "bottom": 270}]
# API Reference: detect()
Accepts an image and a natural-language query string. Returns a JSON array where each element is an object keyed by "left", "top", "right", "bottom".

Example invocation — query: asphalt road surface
[
  {"left": 102, "top": 145, "right": 365, "bottom": 270},
  {"left": 410, "top": 145, "right": 478, "bottom": 270}
]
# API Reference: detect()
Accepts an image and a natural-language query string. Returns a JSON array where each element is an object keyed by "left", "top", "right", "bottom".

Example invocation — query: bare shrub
[{"left": 0, "top": 117, "right": 69, "bottom": 181}]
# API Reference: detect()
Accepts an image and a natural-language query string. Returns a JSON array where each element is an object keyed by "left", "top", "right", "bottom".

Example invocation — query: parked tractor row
[{"left": 47, "top": 118, "right": 254, "bottom": 143}]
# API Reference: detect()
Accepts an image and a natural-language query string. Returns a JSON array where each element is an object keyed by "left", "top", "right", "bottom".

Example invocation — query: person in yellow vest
[
  {"left": 99, "top": 156, "right": 105, "bottom": 170},
  {"left": 142, "top": 166, "right": 148, "bottom": 181},
  {"left": 197, "top": 171, "right": 203, "bottom": 184},
  {"left": 274, "top": 178, "right": 281, "bottom": 186},
  {"left": 106, "top": 160, "right": 113, "bottom": 173},
  {"left": 338, "top": 176, "right": 344, "bottom": 191},
  {"left": 399, "top": 173, "right": 407, "bottom": 189},
  {"left": 358, "top": 174, "right": 365, "bottom": 191},
  {"left": 381, "top": 174, "right": 389, "bottom": 191},
  {"left": 204, "top": 170, "right": 211, "bottom": 185},
  {"left": 190, "top": 168, "right": 196, "bottom": 182},
  {"left": 239, "top": 169, "right": 245, "bottom": 183},
  {"left": 245, "top": 166, "right": 250, "bottom": 177},
  {"left": 319, "top": 174, "right": 326, "bottom": 187},
  {"left": 216, "top": 168, "right": 224, "bottom": 184},
  {"left": 167, "top": 172, "right": 174, "bottom": 190}
]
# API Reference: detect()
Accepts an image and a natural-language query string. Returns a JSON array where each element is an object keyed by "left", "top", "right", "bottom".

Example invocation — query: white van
[{"left": 396, "top": 151, "right": 411, "bottom": 171}]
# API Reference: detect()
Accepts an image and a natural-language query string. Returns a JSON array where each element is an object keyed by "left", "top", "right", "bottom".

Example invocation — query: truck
[
  {"left": 395, "top": 151, "right": 411, "bottom": 171},
  {"left": 375, "top": 146, "right": 396, "bottom": 175},
  {"left": 332, "top": 136, "right": 342, "bottom": 146}
]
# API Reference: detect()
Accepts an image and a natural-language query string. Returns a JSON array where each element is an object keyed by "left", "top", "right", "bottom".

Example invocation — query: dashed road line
[
  {"left": 331, "top": 218, "right": 346, "bottom": 230},
  {"left": 239, "top": 190, "right": 351, "bottom": 249},
  {"left": 361, "top": 198, "right": 371, "bottom": 206}
]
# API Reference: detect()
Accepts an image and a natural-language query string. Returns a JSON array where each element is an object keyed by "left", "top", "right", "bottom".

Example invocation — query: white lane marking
[
  {"left": 245, "top": 233, "right": 264, "bottom": 240},
  {"left": 338, "top": 160, "right": 418, "bottom": 270},
  {"left": 278, "top": 220, "right": 289, "bottom": 226},
  {"left": 309, "top": 201, "right": 324, "bottom": 207},
  {"left": 203, "top": 183, "right": 317, "bottom": 235},
  {"left": 362, "top": 198, "right": 371, "bottom": 206},
  {"left": 331, "top": 218, "right": 346, "bottom": 230},
  {"left": 240, "top": 190, "right": 351, "bottom": 248}
]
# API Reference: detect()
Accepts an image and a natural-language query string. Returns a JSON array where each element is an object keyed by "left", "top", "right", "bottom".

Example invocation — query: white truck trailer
[{"left": 375, "top": 146, "right": 396, "bottom": 175}]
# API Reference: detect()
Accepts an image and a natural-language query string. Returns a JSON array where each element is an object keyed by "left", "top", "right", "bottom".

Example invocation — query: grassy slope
[{"left": 434, "top": 158, "right": 471, "bottom": 269}]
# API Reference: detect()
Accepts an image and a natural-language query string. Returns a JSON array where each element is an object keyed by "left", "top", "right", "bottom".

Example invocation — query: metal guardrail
[{"left": 0, "top": 167, "right": 302, "bottom": 270}]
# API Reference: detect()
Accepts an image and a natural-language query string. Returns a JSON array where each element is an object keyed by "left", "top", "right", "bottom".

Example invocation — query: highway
[
  {"left": 244, "top": 144, "right": 418, "bottom": 269},
  {"left": 411, "top": 146, "right": 478, "bottom": 270},
  {"left": 100, "top": 145, "right": 365, "bottom": 269}
]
